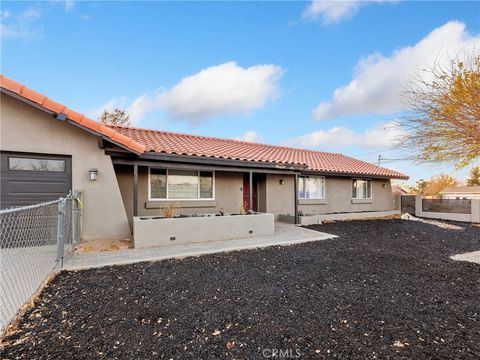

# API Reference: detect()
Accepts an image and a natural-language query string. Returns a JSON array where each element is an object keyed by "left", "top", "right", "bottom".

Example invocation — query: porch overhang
[
  {"left": 107, "top": 148, "right": 308, "bottom": 174},
  {"left": 109, "top": 151, "right": 401, "bottom": 180}
]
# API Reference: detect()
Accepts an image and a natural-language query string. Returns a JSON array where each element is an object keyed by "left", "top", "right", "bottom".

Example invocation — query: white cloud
[
  {"left": 313, "top": 21, "right": 480, "bottom": 120},
  {"left": 0, "top": 7, "right": 42, "bottom": 41},
  {"left": 1, "top": 11, "right": 12, "bottom": 20},
  {"left": 235, "top": 131, "right": 262, "bottom": 143},
  {"left": 64, "top": 1, "right": 75, "bottom": 12},
  {"left": 117, "top": 61, "right": 284, "bottom": 125},
  {"left": 303, "top": 0, "right": 393, "bottom": 24},
  {"left": 288, "top": 121, "right": 405, "bottom": 149}
]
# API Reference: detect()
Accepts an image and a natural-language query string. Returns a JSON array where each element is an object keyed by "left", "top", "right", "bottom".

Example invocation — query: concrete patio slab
[
  {"left": 451, "top": 250, "right": 480, "bottom": 265},
  {"left": 63, "top": 222, "right": 336, "bottom": 271}
]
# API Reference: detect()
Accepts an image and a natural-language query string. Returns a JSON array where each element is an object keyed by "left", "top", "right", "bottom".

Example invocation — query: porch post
[
  {"left": 294, "top": 173, "right": 299, "bottom": 225},
  {"left": 249, "top": 171, "right": 253, "bottom": 211},
  {"left": 133, "top": 164, "right": 138, "bottom": 217}
]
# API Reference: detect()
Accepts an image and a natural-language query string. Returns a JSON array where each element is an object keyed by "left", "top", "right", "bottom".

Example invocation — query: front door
[{"left": 243, "top": 173, "right": 257, "bottom": 211}]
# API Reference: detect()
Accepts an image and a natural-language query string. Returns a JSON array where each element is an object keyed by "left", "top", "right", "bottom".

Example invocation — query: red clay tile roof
[
  {"left": 0, "top": 75, "right": 145, "bottom": 154},
  {"left": 108, "top": 125, "right": 409, "bottom": 179}
]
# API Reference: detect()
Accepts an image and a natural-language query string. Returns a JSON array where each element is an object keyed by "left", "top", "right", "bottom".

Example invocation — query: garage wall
[
  {"left": 0, "top": 94, "right": 131, "bottom": 240},
  {"left": 114, "top": 165, "right": 244, "bottom": 230}
]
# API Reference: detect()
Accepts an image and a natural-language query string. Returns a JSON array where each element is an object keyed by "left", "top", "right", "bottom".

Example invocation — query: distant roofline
[{"left": 441, "top": 185, "right": 480, "bottom": 194}]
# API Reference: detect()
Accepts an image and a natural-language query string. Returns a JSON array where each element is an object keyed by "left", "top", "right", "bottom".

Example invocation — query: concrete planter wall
[
  {"left": 279, "top": 210, "right": 400, "bottom": 225},
  {"left": 133, "top": 213, "right": 275, "bottom": 249}
]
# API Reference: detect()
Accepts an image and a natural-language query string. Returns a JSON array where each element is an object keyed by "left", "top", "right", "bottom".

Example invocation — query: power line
[
  {"left": 349, "top": 146, "right": 396, "bottom": 157},
  {"left": 377, "top": 154, "right": 416, "bottom": 166}
]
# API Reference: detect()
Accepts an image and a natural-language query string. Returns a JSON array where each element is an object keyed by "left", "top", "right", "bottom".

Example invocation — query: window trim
[
  {"left": 148, "top": 167, "right": 215, "bottom": 201},
  {"left": 352, "top": 178, "right": 372, "bottom": 200},
  {"left": 298, "top": 175, "right": 326, "bottom": 200}
]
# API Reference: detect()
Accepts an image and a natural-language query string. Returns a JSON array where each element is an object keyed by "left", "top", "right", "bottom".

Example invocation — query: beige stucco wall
[
  {"left": 265, "top": 174, "right": 295, "bottom": 218},
  {"left": 264, "top": 174, "right": 394, "bottom": 217},
  {"left": 114, "top": 165, "right": 244, "bottom": 230},
  {"left": 0, "top": 94, "right": 131, "bottom": 240},
  {"left": 257, "top": 174, "right": 267, "bottom": 213},
  {"left": 299, "top": 177, "right": 394, "bottom": 215}
]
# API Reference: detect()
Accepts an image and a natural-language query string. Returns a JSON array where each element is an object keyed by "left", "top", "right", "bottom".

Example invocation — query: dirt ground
[
  {"left": 1, "top": 219, "right": 479, "bottom": 359},
  {"left": 76, "top": 239, "right": 132, "bottom": 254}
]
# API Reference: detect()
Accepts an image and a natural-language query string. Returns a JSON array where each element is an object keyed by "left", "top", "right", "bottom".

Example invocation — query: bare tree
[
  {"left": 99, "top": 108, "right": 131, "bottom": 126},
  {"left": 401, "top": 53, "right": 480, "bottom": 168}
]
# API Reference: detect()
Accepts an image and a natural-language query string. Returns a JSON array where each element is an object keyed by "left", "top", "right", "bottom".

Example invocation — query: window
[
  {"left": 8, "top": 157, "right": 65, "bottom": 172},
  {"left": 298, "top": 176, "right": 326, "bottom": 199},
  {"left": 199, "top": 171, "right": 213, "bottom": 198},
  {"left": 149, "top": 168, "right": 214, "bottom": 200},
  {"left": 352, "top": 179, "right": 372, "bottom": 199},
  {"left": 150, "top": 169, "right": 167, "bottom": 199}
]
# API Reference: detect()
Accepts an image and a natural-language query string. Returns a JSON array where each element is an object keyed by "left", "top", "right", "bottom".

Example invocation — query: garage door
[{"left": 0, "top": 151, "right": 72, "bottom": 209}]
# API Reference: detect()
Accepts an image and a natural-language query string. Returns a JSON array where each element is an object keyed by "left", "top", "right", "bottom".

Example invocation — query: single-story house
[
  {"left": 440, "top": 186, "right": 480, "bottom": 200},
  {"left": 0, "top": 75, "right": 408, "bottom": 241}
]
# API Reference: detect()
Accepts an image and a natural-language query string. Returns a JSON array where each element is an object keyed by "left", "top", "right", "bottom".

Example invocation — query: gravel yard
[{"left": 1, "top": 219, "right": 479, "bottom": 359}]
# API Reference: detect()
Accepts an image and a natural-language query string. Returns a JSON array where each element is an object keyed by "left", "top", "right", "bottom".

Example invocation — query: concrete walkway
[
  {"left": 451, "top": 250, "right": 480, "bottom": 265},
  {"left": 64, "top": 222, "right": 336, "bottom": 271}
]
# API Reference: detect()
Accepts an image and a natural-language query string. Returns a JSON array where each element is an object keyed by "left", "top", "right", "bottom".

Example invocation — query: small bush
[{"left": 161, "top": 203, "right": 177, "bottom": 218}]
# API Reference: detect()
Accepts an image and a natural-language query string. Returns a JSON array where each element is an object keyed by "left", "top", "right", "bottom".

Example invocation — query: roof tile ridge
[{"left": 107, "top": 124, "right": 344, "bottom": 156}]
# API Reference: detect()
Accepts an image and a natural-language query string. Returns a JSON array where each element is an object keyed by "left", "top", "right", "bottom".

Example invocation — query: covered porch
[
  {"left": 110, "top": 152, "right": 304, "bottom": 230},
  {"left": 108, "top": 150, "right": 305, "bottom": 248}
]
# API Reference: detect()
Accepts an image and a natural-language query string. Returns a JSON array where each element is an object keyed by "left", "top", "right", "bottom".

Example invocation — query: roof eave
[
  {"left": 302, "top": 169, "right": 409, "bottom": 180},
  {"left": 107, "top": 148, "right": 409, "bottom": 179}
]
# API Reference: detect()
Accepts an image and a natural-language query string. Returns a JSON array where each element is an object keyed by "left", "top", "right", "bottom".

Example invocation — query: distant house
[
  {"left": 392, "top": 185, "right": 408, "bottom": 195},
  {"left": 440, "top": 186, "right": 480, "bottom": 199}
]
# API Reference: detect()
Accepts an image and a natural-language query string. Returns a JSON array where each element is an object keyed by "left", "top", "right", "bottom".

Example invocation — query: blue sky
[{"left": 2, "top": 1, "right": 479, "bottom": 185}]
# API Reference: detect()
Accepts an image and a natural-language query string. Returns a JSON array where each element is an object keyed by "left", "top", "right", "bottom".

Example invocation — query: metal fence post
[
  {"left": 72, "top": 198, "right": 79, "bottom": 246},
  {"left": 56, "top": 198, "right": 66, "bottom": 267}
]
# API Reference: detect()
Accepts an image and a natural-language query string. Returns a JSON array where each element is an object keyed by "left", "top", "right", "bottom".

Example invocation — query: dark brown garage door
[{"left": 0, "top": 151, "right": 72, "bottom": 209}]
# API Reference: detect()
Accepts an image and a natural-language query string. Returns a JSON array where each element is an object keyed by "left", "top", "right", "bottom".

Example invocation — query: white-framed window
[
  {"left": 352, "top": 179, "right": 372, "bottom": 199},
  {"left": 298, "top": 176, "right": 326, "bottom": 199},
  {"left": 149, "top": 168, "right": 214, "bottom": 200}
]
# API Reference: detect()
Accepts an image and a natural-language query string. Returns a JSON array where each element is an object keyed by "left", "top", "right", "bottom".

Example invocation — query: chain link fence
[{"left": 0, "top": 193, "right": 80, "bottom": 332}]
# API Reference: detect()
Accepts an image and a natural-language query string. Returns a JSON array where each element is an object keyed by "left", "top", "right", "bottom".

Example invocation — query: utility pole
[{"left": 377, "top": 154, "right": 382, "bottom": 166}]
